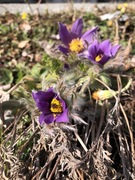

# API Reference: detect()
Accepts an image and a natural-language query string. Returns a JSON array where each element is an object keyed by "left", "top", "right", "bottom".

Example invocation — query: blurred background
[{"left": 0, "top": 0, "right": 128, "bottom": 3}]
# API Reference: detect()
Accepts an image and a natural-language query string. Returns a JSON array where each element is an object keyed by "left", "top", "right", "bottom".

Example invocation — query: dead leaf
[
  {"left": 20, "top": 22, "right": 31, "bottom": 32},
  {"left": 0, "top": 49, "right": 4, "bottom": 54},
  {"left": 35, "top": 53, "right": 42, "bottom": 62},
  {"left": 18, "top": 40, "right": 29, "bottom": 49},
  {"left": 22, "top": 51, "right": 28, "bottom": 57}
]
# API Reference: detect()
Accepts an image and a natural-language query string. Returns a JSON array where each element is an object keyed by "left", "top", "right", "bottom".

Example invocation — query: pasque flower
[
  {"left": 58, "top": 18, "right": 98, "bottom": 54},
  {"left": 32, "top": 88, "right": 69, "bottom": 125},
  {"left": 84, "top": 39, "right": 120, "bottom": 65}
]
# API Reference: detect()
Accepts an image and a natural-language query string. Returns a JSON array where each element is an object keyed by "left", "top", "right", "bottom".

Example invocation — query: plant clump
[{"left": 0, "top": 5, "right": 135, "bottom": 180}]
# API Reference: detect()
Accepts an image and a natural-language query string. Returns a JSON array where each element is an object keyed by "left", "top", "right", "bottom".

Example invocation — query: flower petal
[
  {"left": 99, "top": 39, "right": 112, "bottom": 56},
  {"left": 44, "top": 114, "right": 54, "bottom": 124},
  {"left": 39, "top": 113, "right": 54, "bottom": 125},
  {"left": 58, "top": 22, "right": 72, "bottom": 45},
  {"left": 81, "top": 26, "right": 98, "bottom": 43},
  {"left": 32, "top": 88, "right": 55, "bottom": 114},
  {"left": 32, "top": 91, "right": 45, "bottom": 102},
  {"left": 111, "top": 44, "right": 121, "bottom": 56},
  {"left": 58, "top": 98, "right": 66, "bottom": 109},
  {"left": 71, "top": 18, "right": 83, "bottom": 37},
  {"left": 78, "top": 50, "right": 89, "bottom": 58},
  {"left": 36, "top": 101, "right": 51, "bottom": 114},
  {"left": 55, "top": 108, "right": 69, "bottom": 123},
  {"left": 39, "top": 113, "right": 46, "bottom": 125},
  {"left": 87, "top": 55, "right": 98, "bottom": 64},
  {"left": 88, "top": 40, "right": 99, "bottom": 58},
  {"left": 58, "top": 45, "right": 69, "bottom": 55},
  {"left": 32, "top": 89, "right": 54, "bottom": 103},
  {"left": 98, "top": 55, "right": 110, "bottom": 65}
]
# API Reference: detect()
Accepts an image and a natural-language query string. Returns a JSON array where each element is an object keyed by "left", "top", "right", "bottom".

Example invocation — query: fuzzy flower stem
[
  {"left": 120, "top": 78, "right": 132, "bottom": 93},
  {"left": 79, "top": 76, "right": 91, "bottom": 94}
]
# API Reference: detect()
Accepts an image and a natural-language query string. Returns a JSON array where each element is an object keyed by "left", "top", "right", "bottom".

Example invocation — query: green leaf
[
  {"left": 41, "top": 71, "right": 59, "bottom": 88},
  {"left": 31, "top": 63, "right": 43, "bottom": 78},
  {"left": 0, "top": 68, "right": 13, "bottom": 85},
  {"left": 99, "top": 73, "right": 112, "bottom": 87}
]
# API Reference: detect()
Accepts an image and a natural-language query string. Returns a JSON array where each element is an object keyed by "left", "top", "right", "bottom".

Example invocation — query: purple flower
[
  {"left": 32, "top": 88, "right": 69, "bottom": 125},
  {"left": 84, "top": 39, "right": 121, "bottom": 65},
  {"left": 58, "top": 18, "right": 98, "bottom": 54}
]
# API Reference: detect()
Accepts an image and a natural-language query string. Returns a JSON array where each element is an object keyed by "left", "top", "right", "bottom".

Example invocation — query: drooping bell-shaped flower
[
  {"left": 58, "top": 18, "right": 98, "bottom": 55},
  {"left": 32, "top": 88, "right": 69, "bottom": 125}
]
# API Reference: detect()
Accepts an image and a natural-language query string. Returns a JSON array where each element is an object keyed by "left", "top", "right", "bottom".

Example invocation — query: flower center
[
  {"left": 69, "top": 38, "right": 84, "bottom": 53},
  {"left": 50, "top": 98, "right": 63, "bottom": 113},
  {"left": 95, "top": 54, "right": 103, "bottom": 62}
]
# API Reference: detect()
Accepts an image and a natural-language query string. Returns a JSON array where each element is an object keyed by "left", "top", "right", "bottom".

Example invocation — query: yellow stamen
[
  {"left": 50, "top": 98, "right": 63, "bottom": 113},
  {"left": 95, "top": 54, "right": 103, "bottom": 62},
  {"left": 69, "top": 38, "right": 84, "bottom": 53}
]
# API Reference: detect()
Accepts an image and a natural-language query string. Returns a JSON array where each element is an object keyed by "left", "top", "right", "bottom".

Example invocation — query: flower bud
[{"left": 92, "top": 90, "right": 116, "bottom": 101}]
